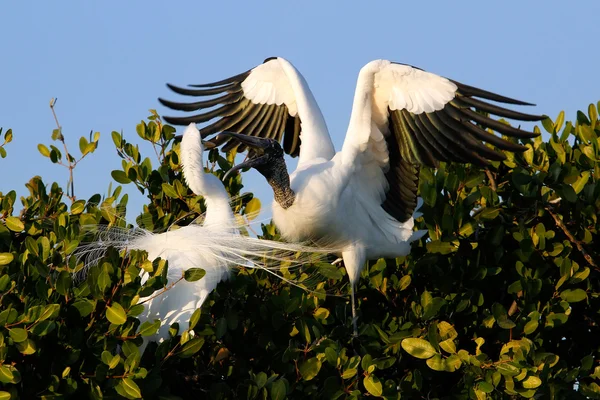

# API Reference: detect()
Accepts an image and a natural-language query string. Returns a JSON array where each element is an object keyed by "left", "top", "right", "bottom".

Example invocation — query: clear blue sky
[{"left": 1, "top": 1, "right": 599, "bottom": 218}]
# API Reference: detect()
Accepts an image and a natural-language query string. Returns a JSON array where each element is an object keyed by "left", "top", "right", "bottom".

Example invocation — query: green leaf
[
  {"left": 560, "top": 288, "right": 587, "bottom": 303},
  {"left": 138, "top": 320, "right": 161, "bottom": 337},
  {"left": 541, "top": 117, "right": 554, "bottom": 133},
  {"left": 401, "top": 338, "right": 437, "bottom": 359},
  {"left": 178, "top": 337, "right": 204, "bottom": 358},
  {"left": 55, "top": 271, "right": 71, "bottom": 295},
  {"left": 426, "top": 240, "right": 459, "bottom": 255},
  {"left": 399, "top": 275, "right": 411, "bottom": 291},
  {"left": 16, "top": 339, "right": 36, "bottom": 355},
  {"left": 73, "top": 299, "right": 95, "bottom": 317},
  {"left": 439, "top": 339, "right": 456, "bottom": 354},
  {"left": 120, "top": 378, "right": 142, "bottom": 399},
  {"left": 5, "top": 217, "right": 24, "bottom": 232},
  {"left": 522, "top": 375, "right": 542, "bottom": 389},
  {"left": 572, "top": 171, "right": 591, "bottom": 194},
  {"left": 8, "top": 328, "right": 28, "bottom": 343},
  {"left": 315, "top": 263, "right": 343, "bottom": 280},
  {"left": 79, "top": 136, "right": 89, "bottom": 155},
  {"left": 189, "top": 308, "right": 201, "bottom": 331},
  {"left": 0, "top": 148, "right": 5, "bottom": 159},
  {"left": 184, "top": 268, "right": 206, "bottom": 282},
  {"left": 363, "top": 375, "right": 383, "bottom": 396},
  {"left": 270, "top": 379, "right": 287, "bottom": 400},
  {"left": 111, "top": 170, "right": 131, "bottom": 184},
  {"left": 0, "top": 365, "right": 20, "bottom": 384},
  {"left": 31, "top": 321, "right": 55, "bottom": 336},
  {"left": 492, "top": 303, "right": 516, "bottom": 329},
  {"left": 496, "top": 363, "right": 520, "bottom": 376},
  {"left": 106, "top": 303, "right": 127, "bottom": 325},
  {"left": 4, "top": 129, "right": 12, "bottom": 143},
  {"left": 161, "top": 183, "right": 179, "bottom": 198},
  {"left": 299, "top": 357, "right": 322, "bottom": 381},
  {"left": 38, "top": 304, "right": 60, "bottom": 321},
  {"left": 244, "top": 198, "right": 261, "bottom": 221},
  {"left": 476, "top": 381, "right": 494, "bottom": 393},
  {"left": 426, "top": 354, "right": 446, "bottom": 371},
  {"left": 0, "top": 253, "right": 14, "bottom": 266},
  {"left": 523, "top": 320, "right": 538, "bottom": 335},
  {"left": 37, "top": 144, "right": 50, "bottom": 157},
  {"left": 255, "top": 372, "right": 267, "bottom": 389},
  {"left": 70, "top": 200, "right": 86, "bottom": 214}
]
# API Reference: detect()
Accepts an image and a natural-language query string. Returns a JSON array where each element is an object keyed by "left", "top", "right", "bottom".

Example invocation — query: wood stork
[
  {"left": 158, "top": 57, "right": 544, "bottom": 335},
  {"left": 77, "top": 123, "right": 332, "bottom": 347}
]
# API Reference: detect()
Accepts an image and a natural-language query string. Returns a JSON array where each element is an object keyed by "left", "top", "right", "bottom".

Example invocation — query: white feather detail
[
  {"left": 242, "top": 59, "right": 298, "bottom": 116},
  {"left": 74, "top": 122, "right": 337, "bottom": 349}
]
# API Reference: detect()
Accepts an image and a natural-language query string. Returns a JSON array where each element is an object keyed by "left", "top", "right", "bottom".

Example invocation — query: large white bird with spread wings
[
  {"left": 77, "top": 123, "right": 332, "bottom": 345},
  {"left": 159, "top": 57, "right": 544, "bottom": 335}
]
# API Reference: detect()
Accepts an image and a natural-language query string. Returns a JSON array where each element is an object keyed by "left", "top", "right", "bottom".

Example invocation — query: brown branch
[
  {"left": 485, "top": 169, "right": 497, "bottom": 191},
  {"left": 138, "top": 276, "right": 184, "bottom": 305},
  {"left": 545, "top": 206, "right": 597, "bottom": 269}
]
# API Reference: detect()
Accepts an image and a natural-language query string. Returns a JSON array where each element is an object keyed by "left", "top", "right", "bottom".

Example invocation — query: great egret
[
  {"left": 77, "top": 123, "right": 333, "bottom": 347},
  {"left": 159, "top": 57, "right": 544, "bottom": 335}
]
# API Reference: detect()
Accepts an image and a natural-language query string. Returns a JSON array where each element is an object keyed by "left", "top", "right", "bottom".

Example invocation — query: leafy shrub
[{"left": 0, "top": 103, "right": 598, "bottom": 399}]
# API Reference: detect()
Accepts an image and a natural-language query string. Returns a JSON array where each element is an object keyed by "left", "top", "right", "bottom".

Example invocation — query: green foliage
[
  {"left": 0, "top": 103, "right": 599, "bottom": 399},
  {"left": 0, "top": 128, "right": 12, "bottom": 159}
]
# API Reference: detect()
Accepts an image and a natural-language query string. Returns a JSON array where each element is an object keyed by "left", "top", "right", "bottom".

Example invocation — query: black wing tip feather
[{"left": 450, "top": 79, "right": 537, "bottom": 107}]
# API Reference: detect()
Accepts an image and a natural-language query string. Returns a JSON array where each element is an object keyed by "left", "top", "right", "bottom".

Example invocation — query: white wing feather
[
  {"left": 241, "top": 57, "right": 336, "bottom": 163},
  {"left": 342, "top": 60, "right": 457, "bottom": 204}
]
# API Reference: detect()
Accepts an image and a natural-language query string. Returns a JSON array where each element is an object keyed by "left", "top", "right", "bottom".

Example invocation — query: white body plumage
[{"left": 160, "top": 57, "right": 542, "bottom": 335}]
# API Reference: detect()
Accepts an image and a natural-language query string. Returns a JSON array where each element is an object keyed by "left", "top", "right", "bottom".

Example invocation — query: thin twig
[
  {"left": 485, "top": 169, "right": 497, "bottom": 191},
  {"left": 50, "top": 99, "right": 76, "bottom": 201},
  {"left": 545, "top": 206, "right": 597, "bottom": 269},
  {"left": 139, "top": 276, "right": 185, "bottom": 305}
]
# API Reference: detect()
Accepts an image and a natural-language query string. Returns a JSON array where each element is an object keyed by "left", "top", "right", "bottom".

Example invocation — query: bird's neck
[{"left": 256, "top": 158, "right": 296, "bottom": 209}]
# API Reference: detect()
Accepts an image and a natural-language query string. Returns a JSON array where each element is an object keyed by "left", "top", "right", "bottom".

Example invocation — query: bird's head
[{"left": 221, "top": 132, "right": 284, "bottom": 181}]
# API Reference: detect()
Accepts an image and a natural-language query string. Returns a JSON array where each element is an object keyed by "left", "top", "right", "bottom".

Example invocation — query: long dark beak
[{"left": 220, "top": 132, "right": 272, "bottom": 182}]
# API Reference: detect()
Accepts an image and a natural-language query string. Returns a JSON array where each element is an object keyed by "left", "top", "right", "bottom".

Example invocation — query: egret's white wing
[
  {"left": 159, "top": 57, "right": 335, "bottom": 163},
  {"left": 341, "top": 60, "right": 543, "bottom": 223}
]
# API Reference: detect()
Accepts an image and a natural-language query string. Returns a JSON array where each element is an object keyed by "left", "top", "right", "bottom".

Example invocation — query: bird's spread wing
[
  {"left": 159, "top": 57, "right": 333, "bottom": 160},
  {"left": 342, "top": 60, "right": 544, "bottom": 223}
]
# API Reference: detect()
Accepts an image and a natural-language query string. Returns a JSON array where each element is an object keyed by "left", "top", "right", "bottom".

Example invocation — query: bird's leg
[
  {"left": 331, "top": 257, "right": 343, "bottom": 265},
  {"left": 350, "top": 283, "right": 358, "bottom": 337}
]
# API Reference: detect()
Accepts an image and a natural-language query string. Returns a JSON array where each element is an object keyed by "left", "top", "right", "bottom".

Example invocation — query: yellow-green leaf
[
  {"left": 5, "top": 217, "right": 24, "bottom": 232},
  {"left": 560, "top": 288, "right": 587, "bottom": 303},
  {"left": 37, "top": 144, "right": 50, "bottom": 157},
  {"left": 244, "top": 198, "right": 261, "bottom": 221},
  {"left": 522, "top": 375, "right": 542, "bottom": 389},
  {"left": 8, "top": 328, "right": 28, "bottom": 343},
  {"left": 401, "top": 338, "right": 437, "bottom": 359},
  {"left": 363, "top": 375, "right": 383, "bottom": 396},
  {"left": 299, "top": 357, "right": 322, "bottom": 381},
  {"left": 106, "top": 303, "right": 127, "bottom": 325},
  {"left": 0, "top": 253, "right": 14, "bottom": 266},
  {"left": 426, "top": 354, "right": 446, "bottom": 371}
]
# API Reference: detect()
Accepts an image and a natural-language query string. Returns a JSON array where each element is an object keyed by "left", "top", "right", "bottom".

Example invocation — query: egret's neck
[
  {"left": 196, "top": 175, "right": 235, "bottom": 228},
  {"left": 256, "top": 158, "right": 296, "bottom": 209}
]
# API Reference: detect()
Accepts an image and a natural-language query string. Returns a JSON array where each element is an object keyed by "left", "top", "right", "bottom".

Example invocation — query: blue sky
[{"left": 1, "top": 1, "right": 599, "bottom": 219}]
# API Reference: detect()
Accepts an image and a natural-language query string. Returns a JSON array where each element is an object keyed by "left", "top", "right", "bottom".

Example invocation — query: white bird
[
  {"left": 76, "top": 123, "right": 333, "bottom": 347},
  {"left": 159, "top": 57, "right": 544, "bottom": 335}
]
